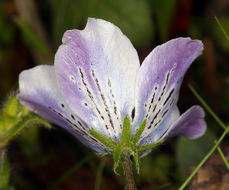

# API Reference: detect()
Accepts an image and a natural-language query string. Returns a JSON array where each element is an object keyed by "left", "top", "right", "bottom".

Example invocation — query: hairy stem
[{"left": 122, "top": 154, "right": 137, "bottom": 190}]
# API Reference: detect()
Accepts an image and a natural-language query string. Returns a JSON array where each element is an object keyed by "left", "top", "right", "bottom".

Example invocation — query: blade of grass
[
  {"left": 214, "top": 16, "right": 229, "bottom": 42},
  {"left": 189, "top": 85, "right": 227, "bottom": 130},
  {"left": 47, "top": 153, "right": 94, "bottom": 190},
  {"left": 95, "top": 160, "right": 105, "bottom": 190},
  {"left": 14, "top": 17, "right": 52, "bottom": 57},
  {"left": 215, "top": 142, "right": 229, "bottom": 171},
  {"left": 179, "top": 125, "right": 229, "bottom": 190}
]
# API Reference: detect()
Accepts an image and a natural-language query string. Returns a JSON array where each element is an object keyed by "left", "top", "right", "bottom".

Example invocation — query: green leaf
[
  {"left": 3, "top": 96, "right": 18, "bottom": 118},
  {"left": 14, "top": 18, "right": 52, "bottom": 57},
  {"left": 153, "top": 0, "right": 176, "bottom": 41},
  {"left": 51, "top": 0, "right": 94, "bottom": 47},
  {"left": 0, "top": 95, "right": 52, "bottom": 148},
  {"left": 132, "top": 120, "right": 146, "bottom": 146},
  {"left": 0, "top": 150, "right": 10, "bottom": 188},
  {"left": 120, "top": 115, "right": 131, "bottom": 147},
  {"left": 0, "top": 11, "right": 15, "bottom": 45},
  {"left": 3, "top": 113, "right": 51, "bottom": 146},
  {"left": 94, "top": 0, "right": 154, "bottom": 47},
  {"left": 113, "top": 145, "right": 122, "bottom": 174},
  {"left": 89, "top": 129, "right": 118, "bottom": 151},
  {"left": 51, "top": 0, "right": 154, "bottom": 47},
  {"left": 138, "top": 140, "right": 163, "bottom": 154}
]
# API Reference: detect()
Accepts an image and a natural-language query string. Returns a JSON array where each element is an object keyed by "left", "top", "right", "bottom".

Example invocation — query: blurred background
[{"left": 0, "top": 0, "right": 229, "bottom": 189}]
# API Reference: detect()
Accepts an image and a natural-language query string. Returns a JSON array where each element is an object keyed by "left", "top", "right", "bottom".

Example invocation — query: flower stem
[{"left": 122, "top": 154, "right": 137, "bottom": 190}]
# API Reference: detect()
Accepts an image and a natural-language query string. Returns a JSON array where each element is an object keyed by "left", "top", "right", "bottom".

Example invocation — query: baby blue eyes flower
[{"left": 17, "top": 18, "right": 206, "bottom": 154}]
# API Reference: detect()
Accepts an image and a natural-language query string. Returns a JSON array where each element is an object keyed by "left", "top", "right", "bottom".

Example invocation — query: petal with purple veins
[
  {"left": 17, "top": 65, "right": 109, "bottom": 152},
  {"left": 132, "top": 38, "right": 203, "bottom": 140},
  {"left": 55, "top": 18, "right": 140, "bottom": 140},
  {"left": 139, "top": 105, "right": 180, "bottom": 145},
  {"left": 165, "top": 105, "right": 206, "bottom": 139}
]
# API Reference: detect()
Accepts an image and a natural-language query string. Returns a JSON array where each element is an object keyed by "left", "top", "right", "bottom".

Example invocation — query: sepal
[
  {"left": 89, "top": 129, "right": 118, "bottom": 151},
  {"left": 90, "top": 116, "right": 163, "bottom": 175}
]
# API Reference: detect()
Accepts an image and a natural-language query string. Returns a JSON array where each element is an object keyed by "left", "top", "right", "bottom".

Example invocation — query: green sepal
[
  {"left": 133, "top": 148, "right": 140, "bottom": 174},
  {"left": 89, "top": 129, "right": 118, "bottom": 151},
  {"left": 138, "top": 140, "right": 163, "bottom": 154},
  {"left": 132, "top": 119, "right": 146, "bottom": 146},
  {"left": 120, "top": 115, "right": 131, "bottom": 147},
  {"left": 90, "top": 115, "right": 164, "bottom": 176},
  {"left": 113, "top": 145, "right": 122, "bottom": 174}
]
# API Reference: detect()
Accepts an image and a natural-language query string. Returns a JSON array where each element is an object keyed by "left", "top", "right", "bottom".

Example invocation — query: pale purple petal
[
  {"left": 55, "top": 18, "right": 140, "bottom": 140},
  {"left": 165, "top": 105, "right": 206, "bottom": 139},
  {"left": 17, "top": 65, "right": 109, "bottom": 152},
  {"left": 132, "top": 38, "right": 203, "bottom": 140}
]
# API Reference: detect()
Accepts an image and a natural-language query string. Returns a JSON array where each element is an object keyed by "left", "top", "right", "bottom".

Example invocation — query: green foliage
[
  {"left": 176, "top": 130, "right": 215, "bottom": 178},
  {"left": 14, "top": 18, "right": 52, "bottom": 57},
  {"left": 95, "top": 160, "right": 105, "bottom": 190},
  {"left": 179, "top": 80, "right": 229, "bottom": 188},
  {"left": 51, "top": 0, "right": 94, "bottom": 46},
  {"left": 94, "top": 0, "right": 154, "bottom": 47},
  {"left": 0, "top": 95, "right": 51, "bottom": 149},
  {"left": 212, "top": 17, "right": 229, "bottom": 50},
  {"left": 0, "top": 150, "right": 10, "bottom": 189},
  {"left": 153, "top": 0, "right": 176, "bottom": 41},
  {"left": 0, "top": 11, "right": 15, "bottom": 45},
  {"left": 179, "top": 125, "right": 229, "bottom": 190},
  {"left": 216, "top": 144, "right": 229, "bottom": 171},
  {"left": 215, "top": 16, "right": 229, "bottom": 43},
  {"left": 138, "top": 154, "right": 173, "bottom": 185},
  {"left": 51, "top": 0, "right": 154, "bottom": 47}
]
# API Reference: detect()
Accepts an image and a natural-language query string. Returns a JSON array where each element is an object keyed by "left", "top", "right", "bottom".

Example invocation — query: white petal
[
  {"left": 55, "top": 18, "right": 140, "bottom": 140},
  {"left": 17, "top": 65, "right": 109, "bottom": 152}
]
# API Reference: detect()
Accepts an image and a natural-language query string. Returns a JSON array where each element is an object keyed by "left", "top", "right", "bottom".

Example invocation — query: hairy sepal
[{"left": 90, "top": 116, "right": 163, "bottom": 175}]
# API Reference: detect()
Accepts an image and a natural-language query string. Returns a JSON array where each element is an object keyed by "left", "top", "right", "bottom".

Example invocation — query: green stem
[
  {"left": 0, "top": 148, "right": 10, "bottom": 188},
  {"left": 215, "top": 143, "right": 229, "bottom": 171},
  {"left": 214, "top": 16, "right": 229, "bottom": 42},
  {"left": 122, "top": 154, "right": 137, "bottom": 190},
  {"left": 189, "top": 85, "right": 227, "bottom": 130},
  {"left": 179, "top": 125, "right": 229, "bottom": 190}
]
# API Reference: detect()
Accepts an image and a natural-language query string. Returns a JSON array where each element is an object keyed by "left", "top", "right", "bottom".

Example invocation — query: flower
[{"left": 17, "top": 18, "right": 206, "bottom": 154}]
